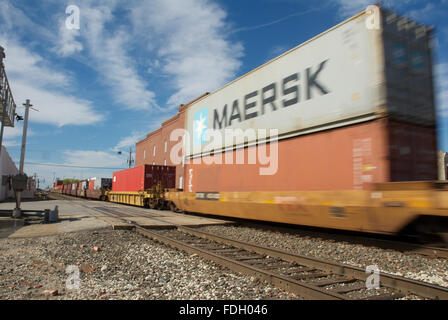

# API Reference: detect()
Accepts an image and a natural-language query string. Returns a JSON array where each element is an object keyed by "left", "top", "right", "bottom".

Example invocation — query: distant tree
[{"left": 62, "top": 178, "right": 81, "bottom": 184}]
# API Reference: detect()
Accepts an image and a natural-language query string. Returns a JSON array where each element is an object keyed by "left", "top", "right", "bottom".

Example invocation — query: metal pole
[
  {"left": 0, "top": 93, "right": 5, "bottom": 160},
  {"left": 19, "top": 100, "right": 31, "bottom": 174},
  {"left": 15, "top": 99, "right": 31, "bottom": 212}
]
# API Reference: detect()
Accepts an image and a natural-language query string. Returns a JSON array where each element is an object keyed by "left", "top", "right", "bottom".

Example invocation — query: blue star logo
[{"left": 193, "top": 108, "right": 209, "bottom": 145}]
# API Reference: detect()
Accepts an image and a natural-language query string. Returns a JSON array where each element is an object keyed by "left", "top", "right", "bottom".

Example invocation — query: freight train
[
  {"left": 53, "top": 177, "right": 112, "bottom": 201},
  {"left": 53, "top": 7, "right": 448, "bottom": 241}
]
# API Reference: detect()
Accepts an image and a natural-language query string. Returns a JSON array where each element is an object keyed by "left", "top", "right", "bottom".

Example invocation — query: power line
[
  {"left": 230, "top": 5, "right": 329, "bottom": 34},
  {"left": 16, "top": 161, "right": 125, "bottom": 170}
]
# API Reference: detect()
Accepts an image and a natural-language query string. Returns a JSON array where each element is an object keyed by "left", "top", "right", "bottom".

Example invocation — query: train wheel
[
  {"left": 169, "top": 202, "right": 177, "bottom": 212},
  {"left": 155, "top": 199, "right": 164, "bottom": 210},
  {"left": 149, "top": 200, "right": 157, "bottom": 209}
]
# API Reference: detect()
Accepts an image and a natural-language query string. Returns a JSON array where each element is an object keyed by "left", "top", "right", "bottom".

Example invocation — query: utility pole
[
  {"left": 12, "top": 99, "right": 31, "bottom": 218},
  {"left": 19, "top": 100, "right": 31, "bottom": 173},
  {"left": 117, "top": 147, "right": 134, "bottom": 168},
  {"left": 128, "top": 147, "right": 134, "bottom": 168}
]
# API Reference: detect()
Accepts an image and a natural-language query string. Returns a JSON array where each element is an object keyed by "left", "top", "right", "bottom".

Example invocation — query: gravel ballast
[
  {"left": 0, "top": 229, "right": 299, "bottom": 300},
  {"left": 198, "top": 224, "right": 448, "bottom": 288}
]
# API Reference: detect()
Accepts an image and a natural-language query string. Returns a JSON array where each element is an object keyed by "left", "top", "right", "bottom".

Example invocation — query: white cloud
[
  {"left": 2, "top": 122, "right": 33, "bottom": 147},
  {"left": 0, "top": 3, "right": 102, "bottom": 128},
  {"left": 333, "top": 0, "right": 373, "bottom": 17},
  {"left": 114, "top": 132, "right": 147, "bottom": 151},
  {"left": 11, "top": 80, "right": 102, "bottom": 127},
  {"left": 7, "top": 148, "right": 126, "bottom": 188},
  {"left": 1, "top": 37, "right": 71, "bottom": 88},
  {"left": 23, "top": 150, "right": 126, "bottom": 188},
  {"left": 59, "top": 2, "right": 159, "bottom": 111},
  {"left": 333, "top": 0, "right": 418, "bottom": 18},
  {"left": 55, "top": 19, "right": 83, "bottom": 56},
  {"left": 1, "top": 37, "right": 101, "bottom": 127},
  {"left": 130, "top": 0, "right": 243, "bottom": 107},
  {"left": 10, "top": 0, "right": 243, "bottom": 113},
  {"left": 0, "top": 0, "right": 54, "bottom": 40},
  {"left": 63, "top": 150, "right": 124, "bottom": 168}
]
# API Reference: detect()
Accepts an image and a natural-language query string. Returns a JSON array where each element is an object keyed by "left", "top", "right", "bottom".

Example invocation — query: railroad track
[
  {"left": 53, "top": 197, "right": 448, "bottom": 300},
  {"left": 239, "top": 222, "right": 448, "bottom": 260},
  {"left": 48, "top": 192, "right": 448, "bottom": 260}
]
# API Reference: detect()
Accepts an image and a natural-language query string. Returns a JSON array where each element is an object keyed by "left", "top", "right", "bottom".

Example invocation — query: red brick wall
[
  {"left": 135, "top": 94, "right": 209, "bottom": 190},
  {"left": 135, "top": 107, "right": 186, "bottom": 189}
]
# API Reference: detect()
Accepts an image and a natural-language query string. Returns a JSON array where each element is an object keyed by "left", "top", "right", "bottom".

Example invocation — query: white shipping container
[
  {"left": 185, "top": 8, "right": 434, "bottom": 158},
  {"left": 93, "top": 177, "right": 112, "bottom": 190}
]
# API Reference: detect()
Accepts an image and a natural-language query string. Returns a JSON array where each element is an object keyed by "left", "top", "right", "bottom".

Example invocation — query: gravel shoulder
[
  {"left": 198, "top": 224, "right": 448, "bottom": 288},
  {"left": 0, "top": 229, "right": 299, "bottom": 300}
]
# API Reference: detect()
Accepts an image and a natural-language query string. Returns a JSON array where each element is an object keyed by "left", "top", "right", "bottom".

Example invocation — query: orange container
[{"left": 184, "top": 119, "right": 437, "bottom": 192}]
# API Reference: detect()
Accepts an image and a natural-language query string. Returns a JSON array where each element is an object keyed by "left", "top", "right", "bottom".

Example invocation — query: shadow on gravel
[{"left": 0, "top": 219, "right": 24, "bottom": 238}]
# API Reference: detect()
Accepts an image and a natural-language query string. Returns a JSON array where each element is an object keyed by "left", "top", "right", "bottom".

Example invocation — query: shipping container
[
  {"left": 112, "top": 165, "right": 176, "bottom": 192},
  {"left": 96, "top": 178, "right": 112, "bottom": 190},
  {"left": 185, "top": 118, "right": 438, "bottom": 192},
  {"left": 183, "top": 7, "right": 435, "bottom": 160},
  {"left": 179, "top": 7, "right": 436, "bottom": 191},
  {"left": 87, "top": 177, "right": 111, "bottom": 190},
  {"left": 70, "top": 183, "right": 76, "bottom": 196}
]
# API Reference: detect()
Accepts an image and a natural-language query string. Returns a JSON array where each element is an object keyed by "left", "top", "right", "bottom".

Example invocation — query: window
[
  {"left": 179, "top": 176, "right": 183, "bottom": 189},
  {"left": 164, "top": 159, "right": 167, "bottom": 166},
  {"left": 153, "top": 146, "right": 156, "bottom": 156},
  {"left": 164, "top": 141, "right": 167, "bottom": 153},
  {"left": 143, "top": 150, "right": 146, "bottom": 160}
]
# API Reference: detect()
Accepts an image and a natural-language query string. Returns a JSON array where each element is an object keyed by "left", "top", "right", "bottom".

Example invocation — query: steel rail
[
  {"left": 241, "top": 222, "right": 448, "bottom": 259},
  {"left": 49, "top": 193, "right": 448, "bottom": 259},
  {"left": 134, "top": 226, "right": 347, "bottom": 300},
  {"left": 175, "top": 225, "right": 448, "bottom": 300},
  {"left": 67, "top": 202, "right": 349, "bottom": 299},
  {"left": 48, "top": 193, "right": 448, "bottom": 299}
]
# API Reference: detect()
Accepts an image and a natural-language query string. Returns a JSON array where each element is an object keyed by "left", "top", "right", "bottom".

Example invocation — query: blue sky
[{"left": 1, "top": 0, "right": 447, "bottom": 188}]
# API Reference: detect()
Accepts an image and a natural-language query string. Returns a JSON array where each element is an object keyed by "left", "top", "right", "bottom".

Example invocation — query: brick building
[{"left": 135, "top": 94, "right": 208, "bottom": 189}]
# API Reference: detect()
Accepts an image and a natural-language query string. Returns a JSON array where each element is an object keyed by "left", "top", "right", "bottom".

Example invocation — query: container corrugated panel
[
  {"left": 381, "top": 9, "right": 435, "bottom": 126},
  {"left": 387, "top": 120, "right": 437, "bottom": 181},
  {"left": 112, "top": 165, "right": 176, "bottom": 192},
  {"left": 112, "top": 166, "right": 145, "bottom": 192},
  {"left": 184, "top": 120, "right": 389, "bottom": 192},
  {"left": 185, "top": 10, "right": 385, "bottom": 158},
  {"left": 184, "top": 8, "right": 435, "bottom": 160},
  {"left": 88, "top": 179, "right": 95, "bottom": 190}
]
